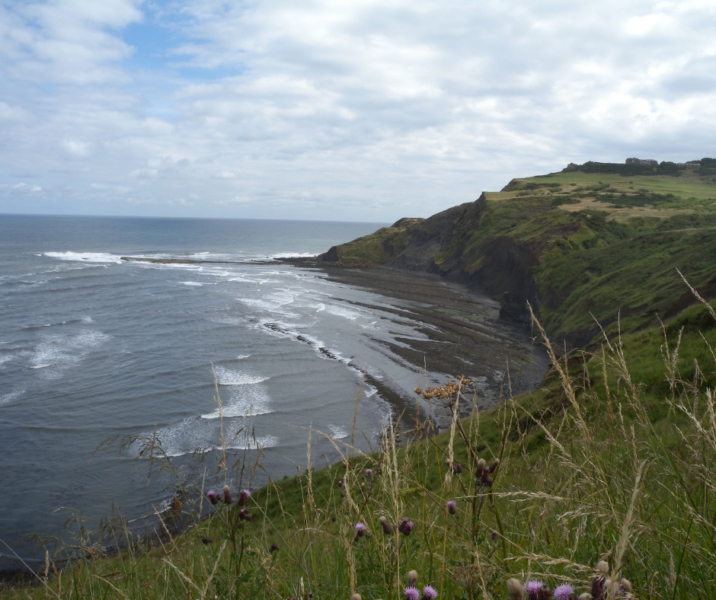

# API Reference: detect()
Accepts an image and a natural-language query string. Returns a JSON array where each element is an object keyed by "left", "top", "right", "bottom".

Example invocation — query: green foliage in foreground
[{"left": 5, "top": 294, "right": 716, "bottom": 600}]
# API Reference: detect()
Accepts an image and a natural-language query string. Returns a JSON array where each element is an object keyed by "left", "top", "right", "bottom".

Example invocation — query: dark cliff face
[{"left": 321, "top": 194, "right": 541, "bottom": 325}]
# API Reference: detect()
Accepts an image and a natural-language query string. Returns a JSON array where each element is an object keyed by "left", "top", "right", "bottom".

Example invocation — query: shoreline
[{"left": 281, "top": 258, "right": 550, "bottom": 431}]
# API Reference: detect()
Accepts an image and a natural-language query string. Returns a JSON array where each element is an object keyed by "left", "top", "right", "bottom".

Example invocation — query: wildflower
[
  {"left": 620, "top": 578, "right": 632, "bottom": 593},
  {"left": 422, "top": 585, "right": 438, "bottom": 599},
  {"left": 451, "top": 462, "right": 462, "bottom": 474},
  {"left": 270, "top": 542, "right": 279, "bottom": 552},
  {"left": 592, "top": 561, "right": 608, "bottom": 598},
  {"left": 507, "top": 579, "right": 523, "bottom": 600},
  {"left": 238, "top": 489, "right": 251, "bottom": 506},
  {"left": 407, "top": 570, "right": 418, "bottom": 587},
  {"left": 201, "top": 536, "right": 213, "bottom": 544},
  {"left": 355, "top": 522, "right": 366, "bottom": 537},
  {"left": 365, "top": 468, "right": 373, "bottom": 477},
  {"left": 379, "top": 516, "right": 392, "bottom": 534},
  {"left": 475, "top": 458, "right": 486, "bottom": 477},
  {"left": 488, "top": 458, "right": 500, "bottom": 474},
  {"left": 331, "top": 516, "right": 336, "bottom": 522},
  {"left": 578, "top": 594, "right": 593, "bottom": 600},
  {"left": 446, "top": 500, "right": 456, "bottom": 515},
  {"left": 491, "top": 530, "right": 497, "bottom": 541},
  {"left": 398, "top": 517, "right": 414, "bottom": 536},
  {"left": 338, "top": 480, "right": 343, "bottom": 487},
  {"left": 404, "top": 588, "right": 420, "bottom": 600},
  {"left": 238, "top": 509, "right": 251, "bottom": 521},
  {"left": 554, "top": 584, "right": 574, "bottom": 600},
  {"left": 206, "top": 490, "right": 218, "bottom": 505},
  {"left": 223, "top": 485, "right": 233, "bottom": 504},
  {"left": 526, "top": 580, "right": 545, "bottom": 600}
]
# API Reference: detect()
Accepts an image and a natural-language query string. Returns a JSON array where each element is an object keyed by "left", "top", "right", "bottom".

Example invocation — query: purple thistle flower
[
  {"left": 201, "top": 536, "right": 213, "bottom": 544},
  {"left": 338, "top": 480, "right": 343, "bottom": 487},
  {"left": 206, "top": 490, "right": 218, "bottom": 505},
  {"left": 270, "top": 542, "right": 279, "bottom": 552},
  {"left": 554, "top": 584, "right": 574, "bottom": 600},
  {"left": 446, "top": 501, "right": 456, "bottom": 515},
  {"left": 238, "top": 509, "right": 251, "bottom": 521},
  {"left": 355, "top": 522, "right": 366, "bottom": 536},
  {"left": 525, "top": 581, "right": 544, "bottom": 600},
  {"left": 238, "top": 489, "right": 251, "bottom": 506},
  {"left": 404, "top": 587, "right": 420, "bottom": 600},
  {"left": 399, "top": 518, "right": 415, "bottom": 536},
  {"left": 365, "top": 468, "right": 373, "bottom": 476},
  {"left": 491, "top": 530, "right": 498, "bottom": 541},
  {"left": 422, "top": 585, "right": 438, "bottom": 599}
]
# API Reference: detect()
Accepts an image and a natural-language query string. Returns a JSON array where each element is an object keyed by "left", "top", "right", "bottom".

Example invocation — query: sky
[{"left": 1, "top": 0, "right": 715, "bottom": 222}]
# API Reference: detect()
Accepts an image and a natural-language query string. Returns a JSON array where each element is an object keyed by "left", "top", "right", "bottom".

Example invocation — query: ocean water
[
  {"left": 0, "top": 214, "right": 541, "bottom": 571},
  {"left": 2, "top": 214, "right": 433, "bottom": 569}
]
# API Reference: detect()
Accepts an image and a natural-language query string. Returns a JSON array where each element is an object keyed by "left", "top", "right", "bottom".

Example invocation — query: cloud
[{"left": 1, "top": 0, "right": 716, "bottom": 220}]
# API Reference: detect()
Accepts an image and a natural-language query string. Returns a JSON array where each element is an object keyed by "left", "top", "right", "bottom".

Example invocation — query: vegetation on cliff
[{"left": 321, "top": 161, "right": 716, "bottom": 348}]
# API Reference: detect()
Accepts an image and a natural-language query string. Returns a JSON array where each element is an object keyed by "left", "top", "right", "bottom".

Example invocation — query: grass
[{"left": 4, "top": 279, "right": 716, "bottom": 599}]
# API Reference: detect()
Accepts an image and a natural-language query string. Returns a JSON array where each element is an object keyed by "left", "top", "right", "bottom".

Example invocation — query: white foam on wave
[
  {"left": 202, "top": 384, "right": 273, "bottom": 419},
  {"left": 139, "top": 418, "right": 279, "bottom": 458},
  {"left": 30, "top": 330, "right": 111, "bottom": 380},
  {"left": 363, "top": 385, "right": 378, "bottom": 398},
  {"left": 324, "top": 304, "right": 361, "bottom": 320},
  {"left": 0, "top": 354, "right": 14, "bottom": 368},
  {"left": 45, "top": 251, "right": 122, "bottom": 264},
  {"left": 213, "top": 365, "right": 269, "bottom": 386},
  {"left": 327, "top": 424, "right": 348, "bottom": 439},
  {"left": 0, "top": 389, "right": 24, "bottom": 407},
  {"left": 228, "top": 435, "right": 279, "bottom": 450},
  {"left": 182, "top": 281, "right": 204, "bottom": 287},
  {"left": 315, "top": 303, "right": 325, "bottom": 313}
]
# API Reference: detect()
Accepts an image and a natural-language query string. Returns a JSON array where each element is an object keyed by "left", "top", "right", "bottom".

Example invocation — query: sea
[
  {"left": 0, "top": 213, "right": 469, "bottom": 570},
  {"left": 0, "top": 214, "right": 539, "bottom": 571}
]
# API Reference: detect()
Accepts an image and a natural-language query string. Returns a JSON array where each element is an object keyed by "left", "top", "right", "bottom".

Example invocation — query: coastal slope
[{"left": 321, "top": 160, "right": 716, "bottom": 346}]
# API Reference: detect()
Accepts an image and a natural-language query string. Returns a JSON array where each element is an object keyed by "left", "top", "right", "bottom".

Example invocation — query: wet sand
[{"left": 284, "top": 260, "right": 550, "bottom": 431}]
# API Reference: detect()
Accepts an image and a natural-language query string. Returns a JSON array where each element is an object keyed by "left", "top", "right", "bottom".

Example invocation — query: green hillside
[{"left": 322, "top": 161, "right": 716, "bottom": 347}]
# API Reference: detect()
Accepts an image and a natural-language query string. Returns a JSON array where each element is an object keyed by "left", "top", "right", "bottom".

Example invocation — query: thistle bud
[
  {"left": 238, "top": 489, "right": 251, "bottom": 506},
  {"left": 446, "top": 501, "right": 456, "bottom": 515},
  {"left": 578, "top": 594, "right": 593, "bottom": 600},
  {"left": 207, "top": 490, "right": 218, "bottom": 505},
  {"left": 476, "top": 458, "right": 486, "bottom": 477},
  {"left": 351, "top": 594, "right": 362, "bottom": 600},
  {"left": 379, "top": 516, "right": 392, "bottom": 534},
  {"left": 201, "top": 536, "right": 213, "bottom": 544},
  {"left": 270, "top": 542, "right": 279, "bottom": 552},
  {"left": 506, "top": 578, "right": 523, "bottom": 600},
  {"left": 398, "top": 518, "right": 414, "bottom": 536},
  {"left": 488, "top": 459, "right": 500, "bottom": 474},
  {"left": 223, "top": 485, "right": 232, "bottom": 504},
  {"left": 491, "top": 530, "right": 497, "bottom": 541},
  {"left": 408, "top": 570, "right": 418, "bottom": 587},
  {"left": 596, "top": 561, "right": 609, "bottom": 575},
  {"left": 620, "top": 578, "right": 632, "bottom": 592},
  {"left": 338, "top": 480, "right": 343, "bottom": 487}
]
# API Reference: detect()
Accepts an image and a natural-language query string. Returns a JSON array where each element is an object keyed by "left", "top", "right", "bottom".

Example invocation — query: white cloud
[{"left": 1, "top": 0, "right": 716, "bottom": 220}]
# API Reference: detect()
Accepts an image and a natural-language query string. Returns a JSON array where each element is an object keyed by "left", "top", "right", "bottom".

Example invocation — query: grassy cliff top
[{"left": 322, "top": 162, "right": 716, "bottom": 347}]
